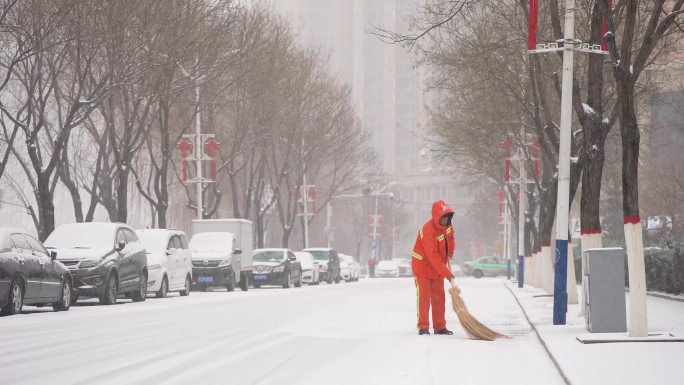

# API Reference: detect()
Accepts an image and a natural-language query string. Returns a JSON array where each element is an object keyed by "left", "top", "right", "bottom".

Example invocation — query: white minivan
[{"left": 136, "top": 229, "right": 193, "bottom": 298}]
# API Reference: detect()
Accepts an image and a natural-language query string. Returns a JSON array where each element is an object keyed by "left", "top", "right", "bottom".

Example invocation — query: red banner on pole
[
  {"left": 601, "top": 0, "right": 613, "bottom": 51},
  {"left": 528, "top": 0, "right": 539, "bottom": 50}
]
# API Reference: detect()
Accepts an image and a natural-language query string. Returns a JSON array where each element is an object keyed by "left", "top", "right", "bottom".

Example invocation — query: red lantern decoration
[
  {"left": 176, "top": 138, "right": 193, "bottom": 181},
  {"left": 500, "top": 138, "right": 514, "bottom": 183},
  {"left": 528, "top": 137, "right": 541, "bottom": 181},
  {"left": 203, "top": 138, "right": 221, "bottom": 182}
]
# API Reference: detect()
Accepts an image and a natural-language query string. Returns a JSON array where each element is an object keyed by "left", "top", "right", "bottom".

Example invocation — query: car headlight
[
  {"left": 83, "top": 276, "right": 103, "bottom": 286},
  {"left": 218, "top": 258, "right": 232, "bottom": 267},
  {"left": 79, "top": 260, "right": 102, "bottom": 269},
  {"left": 273, "top": 265, "right": 285, "bottom": 273}
]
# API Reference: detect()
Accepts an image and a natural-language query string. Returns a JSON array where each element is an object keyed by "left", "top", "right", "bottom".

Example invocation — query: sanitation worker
[{"left": 411, "top": 200, "right": 455, "bottom": 335}]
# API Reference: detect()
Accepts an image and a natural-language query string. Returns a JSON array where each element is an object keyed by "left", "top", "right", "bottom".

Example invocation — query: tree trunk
[{"left": 36, "top": 174, "right": 55, "bottom": 241}]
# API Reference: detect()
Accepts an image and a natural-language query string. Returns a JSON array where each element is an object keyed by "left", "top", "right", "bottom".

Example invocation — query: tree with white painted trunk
[{"left": 602, "top": 0, "right": 684, "bottom": 337}]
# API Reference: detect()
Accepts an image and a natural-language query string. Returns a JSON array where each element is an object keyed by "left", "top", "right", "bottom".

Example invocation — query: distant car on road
[
  {"left": 252, "top": 248, "right": 302, "bottom": 288},
  {"left": 339, "top": 254, "right": 360, "bottom": 282},
  {"left": 304, "top": 248, "right": 341, "bottom": 284},
  {"left": 45, "top": 223, "right": 148, "bottom": 305},
  {"left": 392, "top": 258, "right": 412, "bottom": 277},
  {"left": 375, "top": 260, "right": 400, "bottom": 278},
  {"left": 294, "top": 251, "right": 319, "bottom": 285},
  {"left": 0, "top": 228, "right": 73, "bottom": 316},
  {"left": 463, "top": 256, "right": 515, "bottom": 279},
  {"left": 136, "top": 229, "right": 193, "bottom": 298}
]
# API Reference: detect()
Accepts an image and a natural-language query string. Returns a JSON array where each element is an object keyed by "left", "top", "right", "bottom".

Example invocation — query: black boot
[
  {"left": 418, "top": 329, "right": 430, "bottom": 335},
  {"left": 434, "top": 328, "right": 453, "bottom": 335}
]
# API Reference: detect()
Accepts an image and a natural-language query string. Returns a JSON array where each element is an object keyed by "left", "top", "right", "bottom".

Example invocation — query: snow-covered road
[{"left": 2, "top": 277, "right": 563, "bottom": 385}]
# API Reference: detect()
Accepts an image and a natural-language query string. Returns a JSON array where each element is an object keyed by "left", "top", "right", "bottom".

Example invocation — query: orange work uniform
[{"left": 411, "top": 200, "right": 455, "bottom": 330}]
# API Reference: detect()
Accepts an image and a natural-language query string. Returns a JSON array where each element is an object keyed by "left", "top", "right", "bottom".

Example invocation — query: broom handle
[{"left": 447, "top": 263, "right": 457, "bottom": 289}]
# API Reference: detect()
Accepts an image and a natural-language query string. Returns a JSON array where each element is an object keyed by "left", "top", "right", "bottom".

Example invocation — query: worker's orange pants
[{"left": 414, "top": 277, "right": 446, "bottom": 330}]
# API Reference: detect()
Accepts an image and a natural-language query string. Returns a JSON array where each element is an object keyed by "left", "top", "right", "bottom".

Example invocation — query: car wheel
[
  {"left": 2, "top": 278, "right": 24, "bottom": 316},
  {"left": 52, "top": 278, "right": 72, "bottom": 311},
  {"left": 99, "top": 273, "right": 118, "bottom": 305},
  {"left": 156, "top": 276, "right": 168, "bottom": 298},
  {"left": 226, "top": 269, "right": 235, "bottom": 292},
  {"left": 282, "top": 271, "right": 291, "bottom": 288},
  {"left": 294, "top": 271, "right": 302, "bottom": 288},
  {"left": 131, "top": 273, "right": 147, "bottom": 302},
  {"left": 180, "top": 275, "right": 191, "bottom": 296},
  {"left": 473, "top": 269, "right": 484, "bottom": 279},
  {"left": 239, "top": 271, "right": 249, "bottom": 292}
]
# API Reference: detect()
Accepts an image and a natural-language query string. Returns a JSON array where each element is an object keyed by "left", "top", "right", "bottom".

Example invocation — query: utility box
[{"left": 583, "top": 247, "right": 627, "bottom": 333}]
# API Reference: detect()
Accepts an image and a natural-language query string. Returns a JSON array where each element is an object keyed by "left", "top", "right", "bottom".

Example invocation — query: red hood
[{"left": 431, "top": 200, "right": 454, "bottom": 229}]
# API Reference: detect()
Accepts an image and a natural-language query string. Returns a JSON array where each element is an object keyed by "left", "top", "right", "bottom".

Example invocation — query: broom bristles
[{"left": 449, "top": 286, "right": 508, "bottom": 341}]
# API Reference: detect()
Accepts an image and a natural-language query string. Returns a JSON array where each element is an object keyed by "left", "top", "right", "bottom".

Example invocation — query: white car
[
  {"left": 392, "top": 258, "right": 412, "bottom": 277},
  {"left": 136, "top": 229, "right": 193, "bottom": 298},
  {"left": 294, "top": 251, "right": 320, "bottom": 285},
  {"left": 339, "top": 254, "right": 360, "bottom": 282},
  {"left": 376, "top": 260, "right": 400, "bottom": 277}
]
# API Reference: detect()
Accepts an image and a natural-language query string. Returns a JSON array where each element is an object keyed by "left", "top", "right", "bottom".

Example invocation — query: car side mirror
[
  {"left": 50, "top": 251, "right": 57, "bottom": 261},
  {"left": 166, "top": 248, "right": 177, "bottom": 256},
  {"left": 233, "top": 248, "right": 242, "bottom": 255},
  {"left": 116, "top": 240, "right": 126, "bottom": 251}
]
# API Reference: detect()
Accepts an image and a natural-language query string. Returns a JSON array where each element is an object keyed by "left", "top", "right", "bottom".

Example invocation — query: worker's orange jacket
[{"left": 411, "top": 200, "right": 455, "bottom": 280}]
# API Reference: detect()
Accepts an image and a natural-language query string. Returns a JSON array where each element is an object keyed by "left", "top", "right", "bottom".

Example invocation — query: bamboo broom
[{"left": 448, "top": 279, "right": 508, "bottom": 340}]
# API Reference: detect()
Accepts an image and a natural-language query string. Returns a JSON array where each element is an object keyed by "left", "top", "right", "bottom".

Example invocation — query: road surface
[{"left": 2, "top": 277, "right": 563, "bottom": 385}]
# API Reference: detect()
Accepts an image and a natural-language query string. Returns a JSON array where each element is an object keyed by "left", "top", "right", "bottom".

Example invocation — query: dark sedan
[
  {"left": 0, "top": 227, "right": 73, "bottom": 316},
  {"left": 251, "top": 248, "right": 302, "bottom": 288},
  {"left": 45, "top": 223, "right": 148, "bottom": 305}
]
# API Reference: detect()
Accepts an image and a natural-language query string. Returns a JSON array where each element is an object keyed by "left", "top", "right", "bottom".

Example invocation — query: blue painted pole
[
  {"left": 507, "top": 259, "right": 512, "bottom": 280},
  {"left": 517, "top": 255, "right": 524, "bottom": 287},
  {"left": 553, "top": 239, "right": 568, "bottom": 324}
]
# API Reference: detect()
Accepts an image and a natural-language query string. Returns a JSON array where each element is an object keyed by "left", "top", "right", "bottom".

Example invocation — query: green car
[{"left": 463, "top": 256, "right": 516, "bottom": 279}]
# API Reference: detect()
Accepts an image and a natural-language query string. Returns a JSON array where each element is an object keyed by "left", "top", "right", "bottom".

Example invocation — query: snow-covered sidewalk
[{"left": 507, "top": 281, "right": 684, "bottom": 385}]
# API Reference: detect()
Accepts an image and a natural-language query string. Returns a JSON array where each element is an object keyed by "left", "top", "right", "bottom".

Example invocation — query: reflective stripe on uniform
[
  {"left": 446, "top": 226, "right": 452, "bottom": 235},
  {"left": 412, "top": 252, "right": 423, "bottom": 260},
  {"left": 437, "top": 234, "right": 445, "bottom": 241},
  {"left": 419, "top": 229, "right": 424, "bottom": 239}
]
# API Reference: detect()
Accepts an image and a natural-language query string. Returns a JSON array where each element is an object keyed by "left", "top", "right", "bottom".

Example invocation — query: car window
[
  {"left": 179, "top": 234, "right": 188, "bottom": 249},
  {"left": 116, "top": 229, "right": 127, "bottom": 246},
  {"left": 166, "top": 237, "right": 175, "bottom": 250},
  {"left": 26, "top": 235, "right": 49, "bottom": 258},
  {"left": 173, "top": 236, "right": 182, "bottom": 249},
  {"left": 10, "top": 234, "right": 30, "bottom": 253},
  {"left": 124, "top": 229, "right": 138, "bottom": 243}
]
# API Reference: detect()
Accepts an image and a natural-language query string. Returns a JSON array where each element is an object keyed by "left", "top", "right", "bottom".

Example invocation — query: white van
[{"left": 189, "top": 219, "right": 253, "bottom": 292}]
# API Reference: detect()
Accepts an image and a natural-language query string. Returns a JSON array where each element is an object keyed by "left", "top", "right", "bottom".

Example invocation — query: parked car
[
  {"left": 392, "top": 258, "right": 412, "bottom": 277},
  {"left": 339, "top": 254, "right": 360, "bottom": 282},
  {"left": 190, "top": 219, "right": 253, "bottom": 292},
  {"left": 294, "top": 251, "right": 319, "bottom": 285},
  {"left": 252, "top": 248, "right": 302, "bottom": 288},
  {"left": 304, "top": 248, "right": 340, "bottom": 284},
  {"left": 136, "top": 229, "right": 193, "bottom": 298},
  {"left": 189, "top": 232, "right": 241, "bottom": 292},
  {"left": 463, "top": 256, "right": 515, "bottom": 279},
  {"left": 45, "top": 223, "right": 148, "bottom": 305},
  {"left": 0, "top": 227, "right": 73, "bottom": 315},
  {"left": 375, "top": 260, "right": 400, "bottom": 277}
]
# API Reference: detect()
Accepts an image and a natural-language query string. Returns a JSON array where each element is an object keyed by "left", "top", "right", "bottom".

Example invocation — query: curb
[{"left": 504, "top": 282, "right": 572, "bottom": 385}]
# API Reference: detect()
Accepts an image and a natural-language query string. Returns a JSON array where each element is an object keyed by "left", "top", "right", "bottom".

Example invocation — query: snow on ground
[
  {"left": 509, "top": 282, "right": 684, "bottom": 385},
  {"left": 2, "top": 278, "right": 563, "bottom": 385}
]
